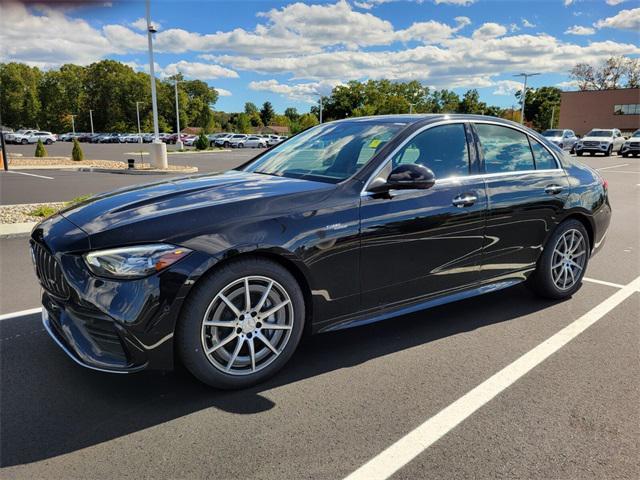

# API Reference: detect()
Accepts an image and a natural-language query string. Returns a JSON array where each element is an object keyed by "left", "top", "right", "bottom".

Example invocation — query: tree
[
  {"left": 0, "top": 63, "right": 42, "bottom": 128},
  {"left": 516, "top": 86, "right": 561, "bottom": 130},
  {"left": 35, "top": 139, "right": 47, "bottom": 157},
  {"left": 291, "top": 113, "right": 319, "bottom": 134},
  {"left": 72, "top": 138, "right": 83, "bottom": 161},
  {"left": 236, "top": 113, "right": 252, "bottom": 134},
  {"left": 284, "top": 107, "right": 299, "bottom": 123},
  {"left": 244, "top": 102, "right": 258, "bottom": 115},
  {"left": 194, "top": 131, "right": 209, "bottom": 150},
  {"left": 570, "top": 56, "right": 638, "bottom": 90},
  {"left": 260, "top": 101, "right": 275, "bottom": 126},
  {"left": 458, "top": 89, "right": 487, "bottom": 114}
]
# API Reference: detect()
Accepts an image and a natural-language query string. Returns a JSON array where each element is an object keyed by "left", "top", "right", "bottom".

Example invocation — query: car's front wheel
[
  {"left": 529, "top": 219, "right": 590, "bottom": 299},
  {"left": 177, "top": 257, "right": 305, "bottom": 389}
]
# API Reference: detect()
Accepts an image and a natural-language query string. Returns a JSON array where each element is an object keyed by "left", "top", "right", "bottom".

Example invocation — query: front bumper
[
  {"left": 575, "top": 143, "right": 611, "bottom": 153},
  {"left": 621, "top": 143, "right": 640, "bottom": 154}
]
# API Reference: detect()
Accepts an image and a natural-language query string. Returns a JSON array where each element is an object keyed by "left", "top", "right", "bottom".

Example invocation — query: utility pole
[
  {"left": 70, "top": 115, "right": 77, "bottom": 135},
  {"left": 514, "top": 72, "right": 540, "bottom": 125},
  {"left": 145, "top": 0, "right": 167, "bottom": 168},
  {"left": 409, "top": 103, "right": 415, "bottom": 114},
  {"left": 0, "top": 98, "right": 7, "bottom": 171},
  {"left": 174, "top": 75, "right": 183, "bottom": 150},
  {"left": 89, "top": 109, "right": 94, "bottom": 135},
  {"left": 550, "top": 106, "right": 555, "bottom": 129},
  {"left": 315, "top": 93, "right": 323, "bottom": 124},
  {"left": 136, "top": 101, "right": 143, "bottom": 143}
]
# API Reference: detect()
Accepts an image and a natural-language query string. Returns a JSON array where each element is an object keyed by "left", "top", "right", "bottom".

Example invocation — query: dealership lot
[{"left": 0, "top": 153, "right": 638, "bottom": 479}]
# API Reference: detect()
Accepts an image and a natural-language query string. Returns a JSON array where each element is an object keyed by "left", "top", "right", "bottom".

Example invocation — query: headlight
[
  {"left": 600, "top": 141, "right": 610, "bottom": 146},
  {"left": 84, "top": 244, "right": 192, "bottom": 279}
]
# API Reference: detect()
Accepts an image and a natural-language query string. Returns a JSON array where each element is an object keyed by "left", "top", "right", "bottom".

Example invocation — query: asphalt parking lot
[{"left": 0, "top": 153, "right": 638, "bottom": 479}]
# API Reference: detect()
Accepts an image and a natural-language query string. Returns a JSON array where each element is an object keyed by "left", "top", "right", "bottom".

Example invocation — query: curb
[{"left": 0, "top": 222, "right": 36, "bottom": 239}]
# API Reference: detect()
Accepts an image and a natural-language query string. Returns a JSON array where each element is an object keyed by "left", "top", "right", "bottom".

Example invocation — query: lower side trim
[{"left": 320, "top": 277, "right": 525, "bottom": 333}]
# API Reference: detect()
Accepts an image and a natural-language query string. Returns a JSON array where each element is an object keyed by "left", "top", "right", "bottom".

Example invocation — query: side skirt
[{"left": 318, "top": 277, "right": 525, "bottom": 333}]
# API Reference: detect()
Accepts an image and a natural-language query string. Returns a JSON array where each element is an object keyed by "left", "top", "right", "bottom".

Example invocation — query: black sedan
[{"left": 31, "top": 115, "right": 611, "bottom": 389}]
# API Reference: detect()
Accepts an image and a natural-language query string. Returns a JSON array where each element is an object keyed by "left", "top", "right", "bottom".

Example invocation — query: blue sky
[{"left": 2, "top": 0, "right": 639, "bottom": 113}]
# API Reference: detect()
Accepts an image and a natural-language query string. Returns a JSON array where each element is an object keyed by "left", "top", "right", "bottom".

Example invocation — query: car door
[
  {"left": 359, "top": 122, "right": 488, "bottom": 310},
  {"left": 472, "top": 122, "right": 570, "bottom": 281}
]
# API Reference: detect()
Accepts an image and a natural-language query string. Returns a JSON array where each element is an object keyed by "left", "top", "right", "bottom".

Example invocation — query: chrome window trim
[{"left": 361, "top": 118, "right": 563, "bottom": 197}]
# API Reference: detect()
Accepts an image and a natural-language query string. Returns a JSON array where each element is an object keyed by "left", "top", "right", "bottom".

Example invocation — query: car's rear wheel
[
  {"left": 576, "top": 151, "right": 583, "bottom": 156},
  {"left": 21, "top": 139, "right": 27, "bottom": 144},
  {"left": 45, "top": 139, "right": 53, "bottom": 145},
  {"left": 529, "top": 219, "right": 590, "bottom": 299},
  {"left": 177, "top": 257, "right": 305, "bottom": 389},
  {"left": 606, "top": 145, "right": 613, "bottom": 156}
]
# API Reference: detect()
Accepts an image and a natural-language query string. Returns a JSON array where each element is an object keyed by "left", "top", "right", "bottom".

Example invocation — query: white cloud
[
  {"left": 564, "top": 0, "right": 574, "bottom": 6},
  {"left": 565, "top": 25, "right": 596, "bottom": 35},
  {"left": 249, "top": 79, "right": 341, "bottom": 102},
  {"left": 161, "top": 61, "right": 238, "bottom": 80},
  {"left": 472, "top": 23, "right": 508, "bottom": 39},
  {"left": 522, "top": 18, "right": 535, "bottom": 28},
  {"left": 435, "top": 0, "right": 476, "bottom": 5},
  {"left": 130, "top": 17, "right": 161, "bottom": 32},
  {"left": 606, "top": 0, "right": 627, "bottom": 5},
  {"left": 556, "top": 80, "right": 580, "bottom": 90},
  {"left": 595, "top": 8, "right": 640, "bottom": 30},
  {"left": 492, "top": 80, "right": 523, "bottom": 96},
  {"left": 214, "top": 88, "right": 232, "bottom": 97}
]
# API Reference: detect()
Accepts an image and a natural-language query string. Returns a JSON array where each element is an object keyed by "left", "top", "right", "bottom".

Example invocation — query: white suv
[
  {"left": 27, "top": 131, "right": 57, "bottom": 145},
  {"left": 227, "top": 134, "right": 249, "bottom": 148},
  {"left": 574, "top": 128, "right": 626, "bottom": 157},
  {"left": 5, "top": 129, "right": 38, "bottom": 144}
]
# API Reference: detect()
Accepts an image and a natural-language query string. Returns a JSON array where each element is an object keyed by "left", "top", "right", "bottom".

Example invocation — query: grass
[{"left": 29, "top": 194, "right": 93, "bottom": 218}]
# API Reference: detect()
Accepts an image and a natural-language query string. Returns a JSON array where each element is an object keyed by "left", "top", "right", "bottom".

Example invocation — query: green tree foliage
[
  {"left": 194, "top": 131, "right": 209, "bottom": 150},
  {"left": 236, "top": 113, "right": 252, "bottom": 134},
  {"left": 516, "top": 86, "right": 561, "bottom": 130},
  {"left": 34, "top": 139, "right": 47, "bottom": 157},
  {"left": 71, "top": 138, "right": 83, "bottom": 161},
  {"left": 244, "top": 102, "right": 258, "bottom": 115},
  {"left": 284, "top": 107, "right": 300, "bottom": 123},
  {"left": 260, "top": 101, "right": 275, "bottom": 126},
  {"left": 458, "top": 89, "right": 488, "bottom": 114},
  {"left": 290, "top": 113, "right": 319, "bottom": 134},
  {"left": 0, "top": 60, "right": 219, "bottom": 133}
]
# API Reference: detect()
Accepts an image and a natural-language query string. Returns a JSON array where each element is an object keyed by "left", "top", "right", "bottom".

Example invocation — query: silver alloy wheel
[
  {"left": 551, "top": 228, "right": 587, "bottom": 291},
  {"left": 200, "top": 275, "right": 294, "bottom": 376}
]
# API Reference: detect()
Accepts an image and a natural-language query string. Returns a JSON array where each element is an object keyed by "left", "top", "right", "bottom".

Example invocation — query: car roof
[{"left": 330, "top": 113, "right": 527, "bottom": 130}]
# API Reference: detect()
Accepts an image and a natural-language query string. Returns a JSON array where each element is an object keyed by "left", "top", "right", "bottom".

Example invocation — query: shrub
[
  {"left": 194, "top": 131, "right": 209, "bottom": 150},
  {"left": 29, "top": 205, "right": 58, "bottom": 218},
  {"left": 34, "top": 139, "right": 47, "bottom": 157},
  {"left": 72, "top": 138, "right": 84, "bottom": 161}
]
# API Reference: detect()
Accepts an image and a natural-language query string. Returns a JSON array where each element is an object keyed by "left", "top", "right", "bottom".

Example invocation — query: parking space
[{"left": 0, "top": 152, "right": 638, "bottom": 479}]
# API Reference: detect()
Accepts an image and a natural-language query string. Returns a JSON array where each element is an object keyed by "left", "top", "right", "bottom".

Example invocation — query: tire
[
  {"left": 176, "top": 257, "right": 305, "bottom": 389},
  {"left": 224, "top": 141, "right": 230, "bottom": 148},
  {"left": 606, "top": 145, "right": 612, "bottom": 156},
  {"left": 622, "top": 152, "right": 628, "bottom": 158},
  {"left": 21, "top": 139, "right": 27, "bottom": 145},
  {"left": 528, "top": 219, "right": 590, "bottom": 300},
  {"left": 45, "top": 139, "right": 53, "bottom": 145},
  {"left": 576, "top": 151, "right": 583, "bottom": 157}
]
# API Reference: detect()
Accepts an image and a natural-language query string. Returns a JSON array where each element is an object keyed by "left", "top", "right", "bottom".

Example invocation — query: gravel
[{"left": 0, "top": 203, "right": 66, "bottom": 224}]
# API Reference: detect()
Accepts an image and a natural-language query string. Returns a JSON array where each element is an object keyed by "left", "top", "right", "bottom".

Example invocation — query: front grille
[
  {"left": 31, "top": 241, "right": 71, "bottom": 299},
  {"left": 84, "top": 316, "right": 128, "bottom": 362},
  {"left": 630, "top": 142, "right": 639, "bottom": 148},
  {"left": 583, "top": 141, "right": 600, "bottom": 147}
]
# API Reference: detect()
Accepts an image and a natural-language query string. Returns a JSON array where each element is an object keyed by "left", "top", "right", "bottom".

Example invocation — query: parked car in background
[
  {"left": 574, "top": 129, "right": 625, "bottom": 156},
  {"left": 143, "top": 133, "right": 156, "bottom": 143},
  {"left": 541, "top": 129, "right": 578, "bottom": 151},
  {"left": 59, "top": 132, "right": 76, "bottom": 142},
  {"left": 164, "top": 133, "right": 190, "bottom": 145},
  {"left": 244, "top": 136, "right": 268, "bottom": 148},
  {"left": 620, "top": 129, "right": 640, "bottom": 158},
  {"left": 98, "top": 133, "right": 124, "bottom": 143},
  {"left": 266, "top": 135, "right": 287, "bottom": 146},
  {"left": 214, "top": 133, "right": 235, "bottom": 148},
  {"left": 26, "top": 131, "right": 57, "bottom": 144},
  {"left": 183, "top": 135, "right": 198, "bottom": 147},
  {"left": 31, "top": 114, "right": 611, "bottom": 389},
  {"left": 5, "top": 129, "right": 38, "bottom": 144},
  {"left": 207, "top": 133, "right": 229, "bottom": 147},
  {"left": 123, "top": 133, "right": 143, "bottom": 143},
  {"left": 227, "top": 134, "right": 249, "bottom": 148}
]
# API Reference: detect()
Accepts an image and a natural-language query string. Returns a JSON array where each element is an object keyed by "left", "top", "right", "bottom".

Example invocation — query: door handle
[
  {"left": 545, "top": 184, "right": 563, "bottom": 195},
  {"left": 452, "top": 194, "right": 477, "bottom": 208}
]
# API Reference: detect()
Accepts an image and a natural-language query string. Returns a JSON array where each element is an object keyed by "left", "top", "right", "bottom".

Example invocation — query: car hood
[
  {"left": 60, "top": 170, "right": 332, "bottom": 240},
  {"left": 581, "top": 136, "right": 612, "bottom": 142}
]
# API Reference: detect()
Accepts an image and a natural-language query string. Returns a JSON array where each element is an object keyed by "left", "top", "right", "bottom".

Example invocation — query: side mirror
[{"left": 369, "top": 164, "right": 436, "bottom": 194}]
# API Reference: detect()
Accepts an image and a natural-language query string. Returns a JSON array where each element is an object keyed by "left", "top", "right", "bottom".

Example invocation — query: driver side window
[{"left": 391, "top": 124, "right": 470, "bottom": 179}]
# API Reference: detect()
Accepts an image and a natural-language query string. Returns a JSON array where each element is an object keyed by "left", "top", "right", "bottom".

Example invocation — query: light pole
[
  {"left": 145, "top": 0, "right": 167, "bottom": 168},
  {"left": 514, "top": 72, "right": 540, "bottom": 125},
  {"left": 409, "top": 103, "right": 415, "bottom": 114},
  {"left": 136, "top": 101, "right": 143, "bottom": 143},
  {"left": 89, "top": 109, "right": 94, "bottom": 135},
  {"left": 70, "top": 114, "right": 77, "bottom": 135},
  {"left": 314, "top": 92, "right": 323, "bottom": 124},
  {"left": 174, "top": 75, "right": 183, "bottom": 150}
]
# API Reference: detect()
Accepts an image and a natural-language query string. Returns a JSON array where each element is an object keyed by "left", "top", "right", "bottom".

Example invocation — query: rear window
[
  {"left": 530, "top": 139, "right": 558, "bottom": 170},
  {"left": 475, "top": 124, "right": 535, "bottom": 173}
]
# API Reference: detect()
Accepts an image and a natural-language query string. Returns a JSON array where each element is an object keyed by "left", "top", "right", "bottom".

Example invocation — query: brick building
[{"left": 558, "top": 88, "right": 639, "bottom": 136}]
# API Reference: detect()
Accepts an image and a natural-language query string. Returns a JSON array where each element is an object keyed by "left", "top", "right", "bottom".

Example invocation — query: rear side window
[
  {"left": 476, "top": 124, "right": 535, "bottom": 173},
  {"left": 391, "top": 124, "right": 469, "bottom": 179},
  {"left": 530, "top": 140, "right": 558, "bottom": 170}
]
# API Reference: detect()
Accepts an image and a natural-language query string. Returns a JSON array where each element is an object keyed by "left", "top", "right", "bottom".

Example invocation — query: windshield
[
  {"left": 632, "top": 131, "right": 640, "bottom": 138},
  {"left": 542, "top": 130, "right": 563, "bottom": 137},
  {"left": 586, "top": 130, "right": 613, "bottom": 137},
  {"left": 243, "top": 121, "right": 406, "bottom": 184}
]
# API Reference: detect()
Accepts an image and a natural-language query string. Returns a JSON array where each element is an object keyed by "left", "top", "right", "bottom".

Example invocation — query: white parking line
[
  {"left": 596, "top": 163, "right": 629, "bottom": 171},
  {"left": 583, "top": 277, "right": 626, "bottom": 289},
  {"left": 594, "top": 170, "right": 640, "bottom": 175},
  {"left": 0, "top": 307, "right": 42, "bottom": 321},
  {"left": 5, "top": 170, "right": 54, "bottom": 180},
  {"left": 344, "top": 275, "right": 640, "bottom": 480}
]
